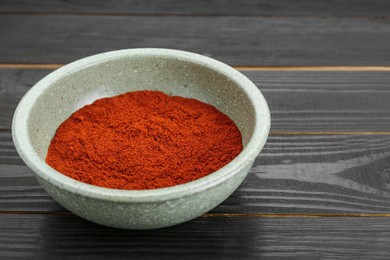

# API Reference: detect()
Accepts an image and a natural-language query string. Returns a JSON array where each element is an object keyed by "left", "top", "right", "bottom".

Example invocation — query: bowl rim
[{"left": 12, "top": 48, "right": 270, "bottom": 202}]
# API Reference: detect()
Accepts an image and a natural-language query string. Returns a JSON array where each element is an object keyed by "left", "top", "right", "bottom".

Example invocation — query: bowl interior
[{"left": 28, "top": 55, "right": 256, "bottom": 161}]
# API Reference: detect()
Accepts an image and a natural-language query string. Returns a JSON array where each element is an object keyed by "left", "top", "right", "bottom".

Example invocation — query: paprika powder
[{"left": 46, "top": 90, "right": 243, "bottom": 190}]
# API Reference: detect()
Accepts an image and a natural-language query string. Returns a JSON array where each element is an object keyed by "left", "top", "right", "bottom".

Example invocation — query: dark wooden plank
[
  {"left": 0, "top": 165, "right": 64, "bottom": 212},
  {"left": 0, "top": 214, "right": 389, "bottom": 259},
  {"left": 0, "top": 69, "right": 49, "bottom": 130},
  {"left": 1, "top": 0, "right": 390, "bottom": 16},
  {"left": 2, "top": 69, "right": 390, "bottom": 131},
  {"left": 2, "top": 132, "right": 390, "bottom": 213},
  {"left": 1, "top": 15, "right": 390, "bottom": 65},
  {"left": 245, "top": 70, "right": 390, "bottom": 131}
]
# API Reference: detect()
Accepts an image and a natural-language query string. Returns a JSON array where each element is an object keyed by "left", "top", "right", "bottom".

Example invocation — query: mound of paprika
[{"left": 46, "top": 90, "right": 243, "bottom": 190}]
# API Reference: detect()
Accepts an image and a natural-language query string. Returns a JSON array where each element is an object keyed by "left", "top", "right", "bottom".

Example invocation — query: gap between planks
[
  {"left": 0, "top": 211, "right": 389, "bottom": 217},
  {"left": 0, "top": 12, "right": 326, "bottom": 18},
  {"left": 1, "top": 64, "right": 390, "bottom": 71},
  {"left": 1, "top": 12, "right": 390, "bottom": 19},
  {"left": 0, "top": 12, "right": 340, "bottom": 18}
]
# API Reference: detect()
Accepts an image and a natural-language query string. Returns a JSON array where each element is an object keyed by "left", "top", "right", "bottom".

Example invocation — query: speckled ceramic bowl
[{"left": 12, "top": 49, "right": 270, "bottom": 229}]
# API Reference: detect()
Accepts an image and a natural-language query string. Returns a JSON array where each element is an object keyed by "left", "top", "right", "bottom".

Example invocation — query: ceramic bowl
[{"left": 12, "top": 49, "right": 270, "bottom": 229}]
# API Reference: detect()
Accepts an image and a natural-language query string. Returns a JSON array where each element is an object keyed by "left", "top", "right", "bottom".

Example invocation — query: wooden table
[{"left": 1, "top": 1, "right": 390, "bottom": 259}]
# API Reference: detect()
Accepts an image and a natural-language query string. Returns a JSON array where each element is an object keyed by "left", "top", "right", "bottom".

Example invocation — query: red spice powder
[{"left": 46, "top": 90, "right": 243, "bottom": 190}]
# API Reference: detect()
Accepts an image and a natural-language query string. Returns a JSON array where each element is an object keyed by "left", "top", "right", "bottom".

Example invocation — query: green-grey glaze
[{"left": 12, "top": 49, "right": 270, "bottom": 229}]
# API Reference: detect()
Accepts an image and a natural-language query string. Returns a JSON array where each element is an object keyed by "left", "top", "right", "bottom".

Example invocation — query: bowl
[{"left": 12, "top": 49, "right": 270, "bottom": 229}]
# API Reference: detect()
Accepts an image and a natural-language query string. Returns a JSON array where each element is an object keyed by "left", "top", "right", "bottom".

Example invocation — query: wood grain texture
[
  {"left": 0, "top": 214, "right": 389, "bottom": 259},
  {"left": 2, "top": 132, "right": 390, "bottom": 213},
  {"left": 0, "top": 69, "right": 48, "bottom": 130},
  {"left": 244, "top": 70, "right": 390, "bottom": 131},
  {"left": 2, "top": 69, "right": 390, "bottom": 131},
  {"left": 1, "top": 15, "right": 390, "bottom": 65},
  {"left": 1, "top": 0, "right": 390, "bottom": 16}
]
